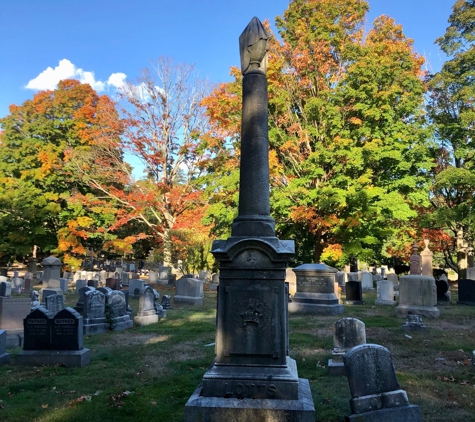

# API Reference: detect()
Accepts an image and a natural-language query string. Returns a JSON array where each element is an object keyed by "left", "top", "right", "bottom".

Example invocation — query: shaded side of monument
[{"left": 184, "top": 17, "right": 315, "bottom": 422}]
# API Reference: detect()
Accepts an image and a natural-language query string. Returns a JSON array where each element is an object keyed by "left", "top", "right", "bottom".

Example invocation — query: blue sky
[{"left": 0, "top": 0, "right": 455, "bottom": 119}]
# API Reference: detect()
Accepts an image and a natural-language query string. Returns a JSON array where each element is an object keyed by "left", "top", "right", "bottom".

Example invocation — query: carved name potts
[{"left": 225, "top": 381, "right": 277, "bottom": 398}]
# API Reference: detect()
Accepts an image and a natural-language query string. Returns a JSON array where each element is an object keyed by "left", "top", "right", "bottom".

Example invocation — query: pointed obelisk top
[{"left": 239, "top": 17, "right": 269, "bottom": 75}]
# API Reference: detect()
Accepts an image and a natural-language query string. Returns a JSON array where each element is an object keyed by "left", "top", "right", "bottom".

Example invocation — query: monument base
[
  {"left": 375, "top": 300, "right": 396, "bottom": 306},
  {"left": 173, "top": 295, "right": 203, "bottom": 305},
  {"left": 185, "top": 378, "right": 315, "bottom": 422},
  {"left": 395, "top": 305, "right": 440, "bottom": 318},
  {"left": 0, "top": 352, "right": 10, "bottom": 364},
  {"left": 111, "top": 316, "right": 133, "bottom": 331},
  {"left": 83, "top": 318, "right": 110, "bottom": 335},
  {"left": 346, "top": 404, "right": 422, "bottom": 422},
  {"left": 134, "top": 314, "right": 158, "bottom": 326},
  {"left": 15, "top": 348, "right": 91, "bottom": 367},
  {"left": 327, "top": 358, "right": 346, "bottom": 376},
  {"left": 288, "top": 302, "right": 344, "bottom": 315}
]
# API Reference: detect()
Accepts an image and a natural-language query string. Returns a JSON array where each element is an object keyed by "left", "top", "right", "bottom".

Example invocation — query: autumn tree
[
  {"left": 77, "top": 57, "right": 224, "bottom": 267},
  {"left": 203, "top": 0, "right": 433, "bottom": 265},
  {"left": 0, "top": 80, "right": 123, "bottom": 265},
  {"left": 425, "top": 0, "right": 475, "bottom": 276}
]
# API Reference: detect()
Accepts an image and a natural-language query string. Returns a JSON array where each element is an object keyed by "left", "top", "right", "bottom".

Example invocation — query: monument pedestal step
[
  {"left": 15, "top": 348, "right": 91, "bottom": 367},
  {"left": 185, "top": 378, "right": 315, "bottom": 422}
]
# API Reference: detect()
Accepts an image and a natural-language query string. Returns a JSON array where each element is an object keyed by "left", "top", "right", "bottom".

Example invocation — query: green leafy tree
[
  {"left": 425, "top": 0, "right": 475, "bottom": 275},
  {"left": 0, "top": 80, "right": 123, "bottom": 265},
  {"left": 203, "top": 1, "right": 433, "bottom": 265}
]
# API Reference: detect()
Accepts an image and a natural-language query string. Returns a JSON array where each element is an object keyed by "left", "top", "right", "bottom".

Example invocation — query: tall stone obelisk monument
[{"left": 185, "top": 17, "right": 315, "bottom": 421}]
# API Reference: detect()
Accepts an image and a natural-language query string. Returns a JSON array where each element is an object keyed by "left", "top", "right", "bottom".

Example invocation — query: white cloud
[{"left": 25, "top": 59, "right": 127, "bottom": 92}]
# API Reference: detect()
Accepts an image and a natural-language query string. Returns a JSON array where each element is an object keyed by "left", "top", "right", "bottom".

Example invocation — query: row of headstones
[{"left": 328, "top": 317, "right": 423, "bottom": 421}]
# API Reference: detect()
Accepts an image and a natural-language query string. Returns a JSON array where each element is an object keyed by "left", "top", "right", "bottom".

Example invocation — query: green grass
[{"left": 1, "top": 287, "right": 474, "bottom": 421}]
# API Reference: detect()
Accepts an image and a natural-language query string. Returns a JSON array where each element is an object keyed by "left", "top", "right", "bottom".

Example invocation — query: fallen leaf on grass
[
  {"left": 460, "top": 380, "right": 471, "bottom": 385},
  {"left": 0, "top": 405, "right": 4, "bottom": 410},
  {"left": 41, "top": 404, "right": 48, "bottom": 409},
  {"left": 437, "top": 376, "right": 456, "bottom": 383},
  {"left": 316, "top": 361, "right": 326, "bottom": 369},
  {"left": 151, "top": 401, "right": 157, "bottom": 406}
]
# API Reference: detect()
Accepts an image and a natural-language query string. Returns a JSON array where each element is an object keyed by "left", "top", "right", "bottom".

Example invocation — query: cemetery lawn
[{"left": 1, "top": 287, "right": 474, "bottom": 421}]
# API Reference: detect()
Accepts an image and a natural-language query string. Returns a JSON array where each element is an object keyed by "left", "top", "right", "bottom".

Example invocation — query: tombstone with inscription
[
  {"left": 328, "top": 318, "right": 366, "bottom": 376},
  {"left": 457, "top": 279, "right": 475, "bottom": 306},
  {"left": 344, "top": 344, "right": 422, "bottom": 421},
  {"left": 82, "top": 289, "right": 109, "bottom": 335},
  {"left": 174, "top": 277, "right": 204, "bottom": 305},
  {"left": 134, "top": 286, "right": 159, "bottom": 326},
  {"left": 402, "top": 314, "right": 426, "bottom": 332},
  {"left": 185, "top": 18, "right": 315, "bottom": 421},
  {"left": 100, "top": 288, "right": 133, "bottom": 331},
  {"left": 396, "top": 275, "right": 439, "bottom": 318},
  {"left": 16, "top": 306, "right": 90, "bottom": 367},
  {"left": 289, "top": 263, "right": 344, "bottom": 315},
  {"left": 0, "top": 329, "right": 10, "bottom": 364},
  {"left": 121, "top": 272, "right": 130, "bottom": 287},
  {"left": 375, "top": 279, "right": 396, "bottom": 305},
  {"left": 23, "top": 273, "right": 33, "bottom": 294}
]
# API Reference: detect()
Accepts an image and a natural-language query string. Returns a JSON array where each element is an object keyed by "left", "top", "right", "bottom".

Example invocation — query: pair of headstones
[{"left": 15, "top": 306, "right": 91, "bottom": 367}]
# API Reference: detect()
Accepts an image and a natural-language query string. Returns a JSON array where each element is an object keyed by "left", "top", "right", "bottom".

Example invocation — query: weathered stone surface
[
  {"left": 396, "top": 275, "right": 439, "bottom": 318},
  {"left": 129, "top": 279, "right": 145, "bottom": 298},
  {"left": 344, "top": 344, "right": 422, "bottom": 421},
  {"left": 375, "top": 280, "right": 395, "bottom": 305},
  {"left": 0, "top": 329, "right": 11, "bottom": 364},
  {"left": 134, "top": 286, "right": 158, "bottom": 326},
  {"left": 329, "top": 318, "right": 366, "bottom": 376},
  {"left": 289, "top": 263, "right": 344, "bottom": 315},
  {"left": 185, "top": 378, "right": 315, "bottom": 422},
  {"left": 361, "top": 272, "right": 374, "bottom": 291},
  {"left": 0, "top": 281, "right": 11, "bottom": 298},
  {"left": 174, "top": 277, "right": 203, "bottom": 305}
]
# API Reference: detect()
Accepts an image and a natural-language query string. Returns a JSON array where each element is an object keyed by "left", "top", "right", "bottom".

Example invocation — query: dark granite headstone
[
  {"left": 87, "top": 279, "right": 99, "bottom": 288},
  {"left": 51, "top": 307, "right": 83, "bottom": 350},
  {"left": 23, "top": 307, "right": 51, "bottom": 350},
  {"left": 457, "top": 279, "right": 475, "bottom": 305},
  {"left": 106, "top": 278, "right": 120, "bottom": 290},
  {"left": 346, "top": 281, "right": 364, "bottom": 304},
  {"left": 436, "top": 278, "right": 450, "bottom": 304},
  {"left": 344, "top": 344, "right": 422, "bottom": 421}
]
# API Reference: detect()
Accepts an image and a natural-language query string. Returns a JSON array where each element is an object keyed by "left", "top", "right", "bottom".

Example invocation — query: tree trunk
[
  {"left": 162, "top": 228, "right": 173, "bottom": 268},
  {"left": 456, "top": 227, "right": 467, "bottom": 279},
  {"left": 313, "top": 233, "right": 325, "bottom": 263}
]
